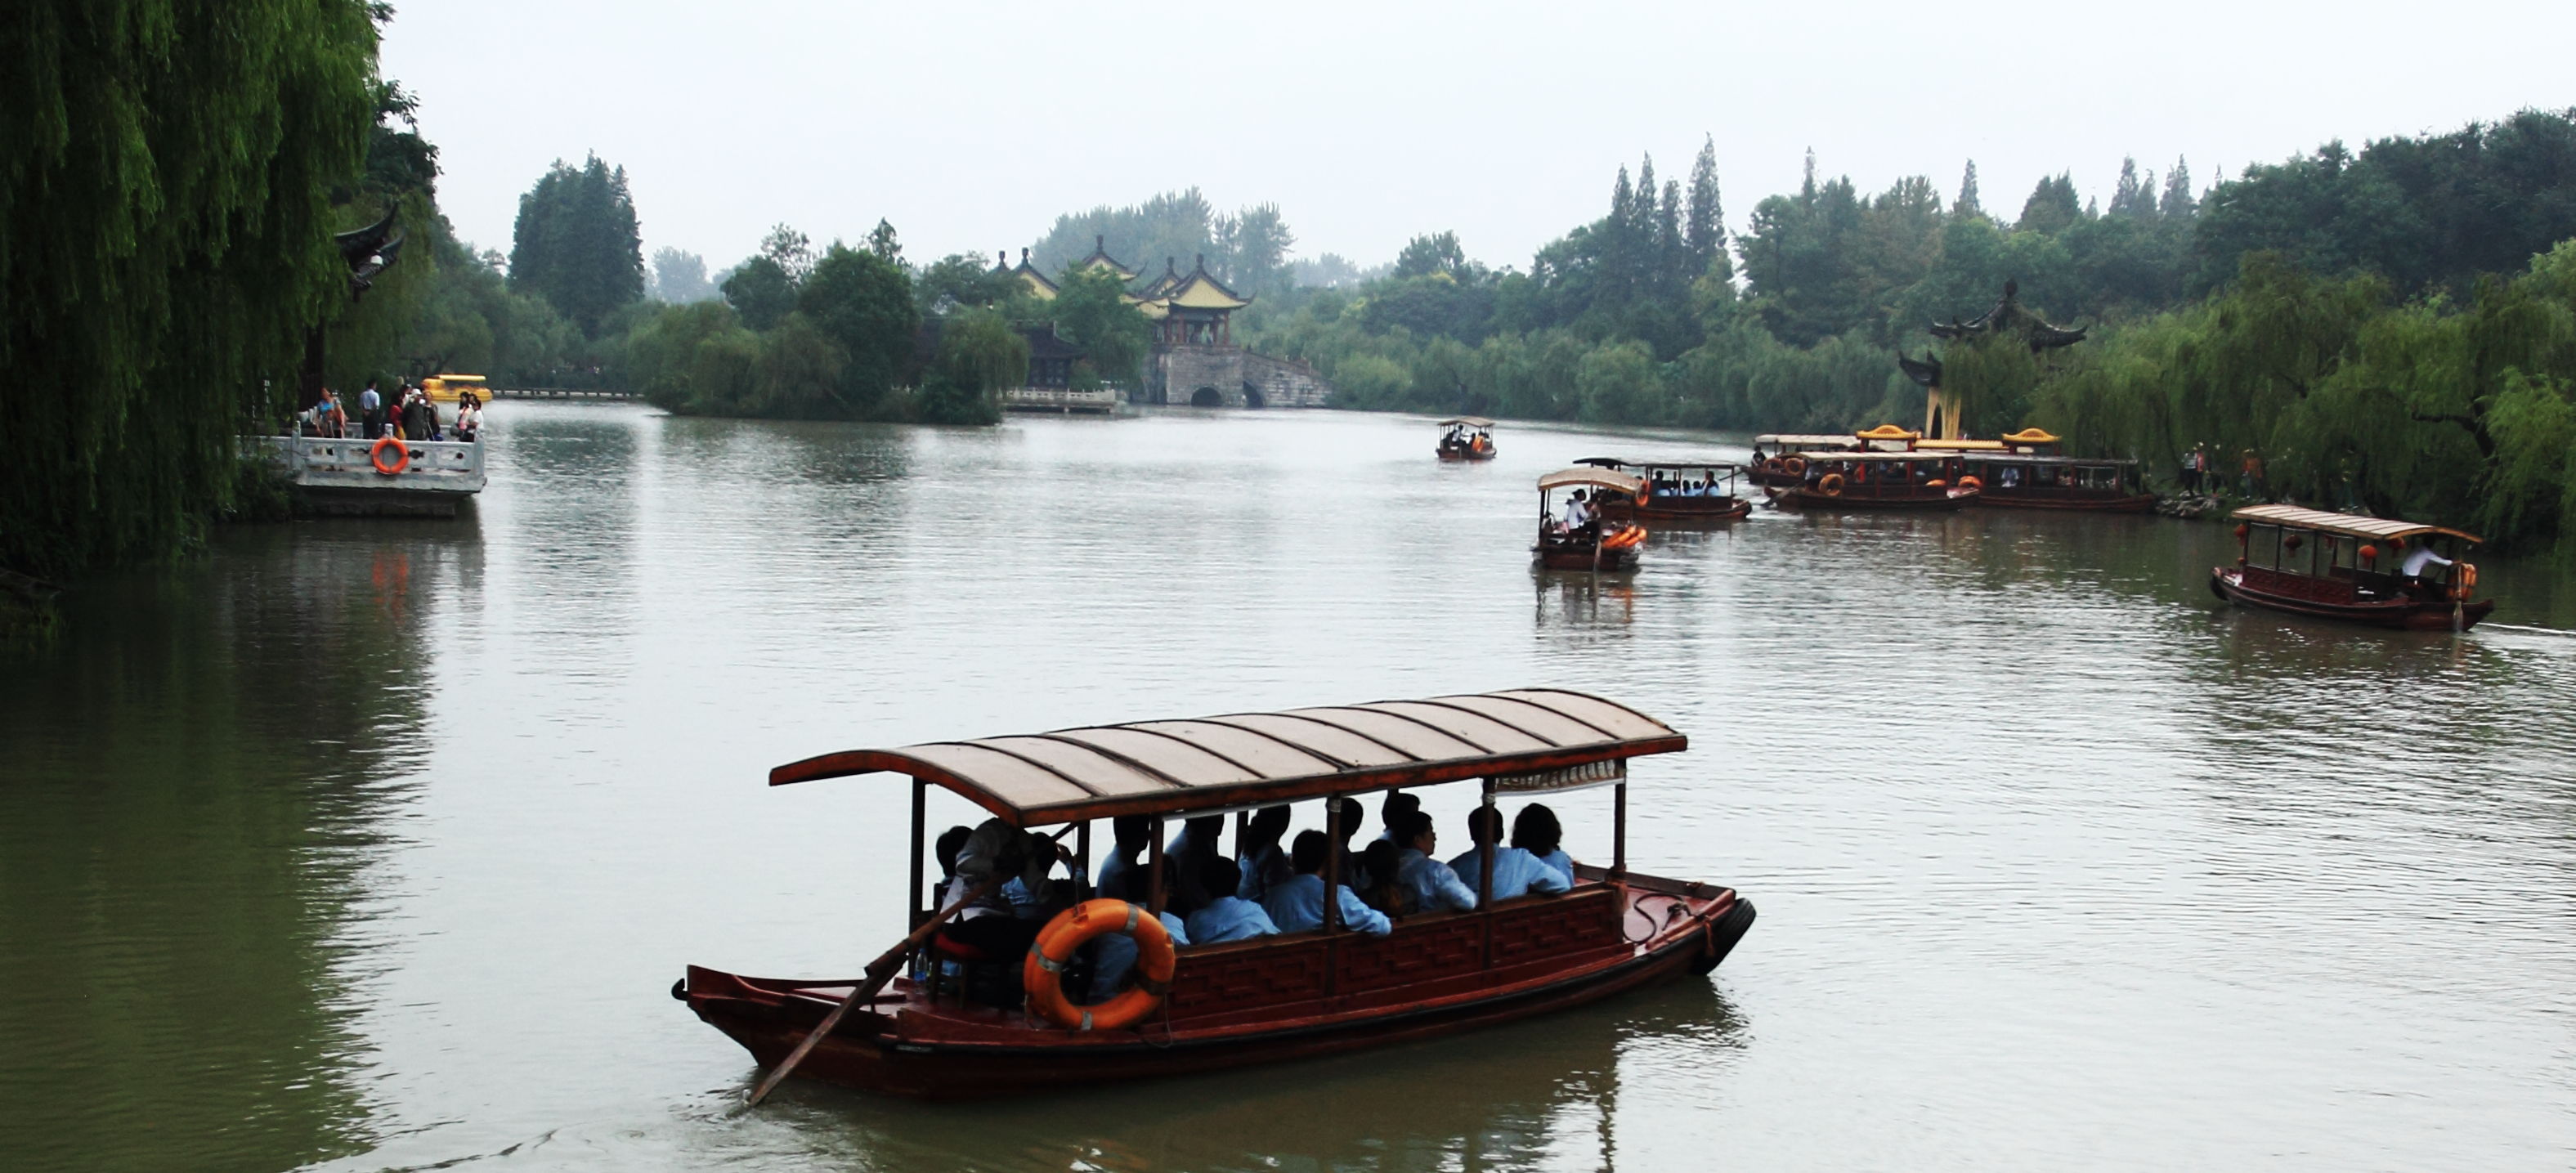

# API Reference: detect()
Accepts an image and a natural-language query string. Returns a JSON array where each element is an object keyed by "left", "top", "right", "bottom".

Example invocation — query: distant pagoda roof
[
  {"left": 1006, "top": 247, "right": 1056, "bottom": 299},
  {"left": 1018, "top": 324, "right": 1083, "bottom": 360},
  {"left": 1075, "top": 235, "right": 1136, "bottom": 280},
  {"left": 1927, "top": 280, "right": 2085, "bottom": 351},
  {"left": 1160, "top": 254, "right": 1251, "bottom": 311}
]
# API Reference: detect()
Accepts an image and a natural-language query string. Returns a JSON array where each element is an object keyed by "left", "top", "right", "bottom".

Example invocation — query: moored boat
[
  {"left": 1534, "top": 468, "right": 1647, "bottom": 571},
  {"left": 2211, "top": 504, "right": 2494, "bottom": 630},
  {"left": 681, "top": 689, "right": 1754, "bottom": 1100},
  {"left": 1956, "top": 453, "right": 2157, "bottom": 513},
  {"left": 1748, "top": 432, "right": 1862, "bottom": 488},
  {"left": 1763, "top": 450, "right": 1978, "bottom": 511},
  {"left": 1436, "top": 417, "right": 1496, "bottom": 461}
]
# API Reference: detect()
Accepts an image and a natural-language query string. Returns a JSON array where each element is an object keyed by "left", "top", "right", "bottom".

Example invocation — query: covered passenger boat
[
  {"left": 2211, "top": 505, "right": 2493, "bottom": 630},
  {"left": 1955, "top": 454, "right": 2157, "bottom": 513},
  {"left": 1436, "top": 417, "right": 1497, "bottom": 461},
  {"left": 1749, "top": 433, "right": 1861, "bottom": 487},
  {"left": 1763, "top": 451, "right": 1978, "bottom": 511},
  {"left": 1575, "top": 458, "right": 1752, "bottom": 523},
  {"left": 1534, "top": 468, "right": 1648, "bottom": 571},
  {"left": 682, "top": 690, "right": 1754, "bottom": 1100}
]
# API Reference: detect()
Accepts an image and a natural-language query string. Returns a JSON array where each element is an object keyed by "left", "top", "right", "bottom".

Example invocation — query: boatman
[
  {"left": 2399, "top": 535, "right": 2455, "bottom": 584},
  {"left": 1446, "top": 807, "right": 1570, "bottom": 902},
  {"left": 1562, "top": 490, "right": 1593, "bottom": 534}
]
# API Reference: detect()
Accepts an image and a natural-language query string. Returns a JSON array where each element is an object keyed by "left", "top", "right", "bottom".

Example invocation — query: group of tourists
[
  {"left": 2176, "top": 445, "right": 2266, "bottom": 499},
  {"left": 922, "top": 793, "right": 1582, "bottom": 1009},
  {"left": 1647, "top": 476, "right": 1725, "bottom": 498},
  {"left": 293, "top": 379, "right": 485, "bottom": 443}
]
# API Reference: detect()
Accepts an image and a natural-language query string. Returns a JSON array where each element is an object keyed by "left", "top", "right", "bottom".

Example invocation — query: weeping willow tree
[
  {"left": 2032, "top": 244, "right": 2576, "bottom": 548},
  {"left": 1, "top": 2, "right": 387, "bottom": 580}
]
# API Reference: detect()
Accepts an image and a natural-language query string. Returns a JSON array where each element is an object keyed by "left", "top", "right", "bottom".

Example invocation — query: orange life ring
[
  {"left": 370, "top": 434, "right": 410, "bottom": 476},
  {"left": 1024, "top": 898, "right": 1174, "bottom": 1032},
  {"left": 1816, "top": 472, "right": 1846, "bottom": 496},
  {"left": 1957, "top": 475, "right": 1983, "bottom": 490},
  {"left": 1781, "top": 457, "right": 1808, "bottom": 477},
  {"left": 2455, "top": 562, "right": 2479, "bottom": 597},
  {"left": 1925, "top": 479, "right": 1947, "bottom": 490}
]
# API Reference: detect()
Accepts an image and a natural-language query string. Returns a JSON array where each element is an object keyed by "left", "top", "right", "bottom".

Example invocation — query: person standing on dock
[{"left": 358, "top": 380, "right": 383, "bottom": 439}]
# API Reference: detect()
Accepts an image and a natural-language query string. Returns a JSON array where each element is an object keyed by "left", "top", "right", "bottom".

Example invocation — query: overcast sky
[{"left": 383, "top": 2, "right": 2574, "bottom": 275}]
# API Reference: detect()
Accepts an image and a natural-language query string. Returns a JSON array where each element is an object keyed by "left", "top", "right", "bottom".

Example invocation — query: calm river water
[{"left": 4, "top": 404, "right": 2573, "bottom": 1172}]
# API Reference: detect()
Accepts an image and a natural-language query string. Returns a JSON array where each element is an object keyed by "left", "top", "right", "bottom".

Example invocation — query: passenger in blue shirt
[
  {"left": 1261, "top": 831, "right": 1391, "bottom": 936},
  {"left": 1088, "top": 871, "right": 1189, "bottom": 1002},
  {"left": 1445, "top": 807, "right": 1572, "bottom": 901},
  {"left": 1391, "top": 812, "right": 1478, "bottom": 913},
  {"left": 1185, "top": 858, "right": 1281, "bottom": 943},
  {"left": 1374, "top": 790, "right": 1422, "bottom": 844},
  {"left": 1235, "top": 805, "right": 1293, "bottom": 902},
  {"left": 1512, "top": 804, "right": 1576, "bottom": 885}
]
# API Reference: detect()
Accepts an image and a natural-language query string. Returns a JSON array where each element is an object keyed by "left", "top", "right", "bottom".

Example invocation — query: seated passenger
[
  {"left": 1185, "top": 857, "right": 1281, "bottom": 944},
  {"left": 1088, "top": 871, "right": 1191, "bottom": 1002},
  {"left": 1092, "top": 813, "right": 1151, "bottom": 902},
  {"left": 1376, "top": 790, "right": 1422, "bottom": 844},
  {"left": 1235, "top": 805, "right": 1294, "bottom": 902},
  {"left": 1392, "top": 811, "right": 1478, "bottom": 913},
  {"left": 938, "top": 820, "right": 1062, "bottom": 1002},
  {"left": 1445, "top": 807, "right": 1572, "bottom": 901},
  {"left": 1329, "top": 795, "right": 1374, "bottom": 889},
  {"left": 1165, "top": 813, "right": 1225, "bottom": 915},
  {"left": 1356, "top": 838, "right": 1415, "bottom": 918},
  {"left": 1512, "top": 803, "right": 1575, "bottom": 884},
  {"left": 1261, "top": 831, "right": 1391, "bottom": 936}
]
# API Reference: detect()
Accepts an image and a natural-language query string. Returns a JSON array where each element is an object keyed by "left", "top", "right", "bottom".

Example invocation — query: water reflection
[
  {"left": 758, "top": 982, "right": 1741, "bottom": 1173},
  {"left": 0, "top": 522, "right": 477, "bottom": 1171}
]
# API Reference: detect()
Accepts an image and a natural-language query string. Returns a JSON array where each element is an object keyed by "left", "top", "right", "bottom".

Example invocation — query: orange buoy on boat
[{"left": 1024, "top": 899, "right": 1173, "bottom": 1032}]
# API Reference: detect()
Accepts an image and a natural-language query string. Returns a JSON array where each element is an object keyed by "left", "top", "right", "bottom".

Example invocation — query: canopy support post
[
  {"left": 1612, "top": 780, "right": 1628, "bottom": 879},
  {"left": 1478, "top": 781, "right": 1497, "bottom": 968},
  {"left": 1323, "top": 797, "right": 1342, "bottom": 998},
  {"left": 1148, "top": 816, "right": 1167, "bottom": 917},
  {"left": 908, "top": 777, "right": 926, "bottom": 927}
]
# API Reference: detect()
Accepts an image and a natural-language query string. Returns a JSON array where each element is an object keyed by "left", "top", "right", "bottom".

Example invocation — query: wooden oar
[
  {"left": 743, "top": 871, "right": 1006, "bottom": 1106},
  {"left": 745, "top": 825, "right": 1077, "bottom": 1107}
]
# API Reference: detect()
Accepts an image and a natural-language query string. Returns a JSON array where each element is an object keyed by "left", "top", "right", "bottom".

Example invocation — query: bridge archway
[
  {"left": 1189, "top": 386, "right": 1223, "bottom": 408},
  {"left": 1242, "top": 383, "right": 1266, "bottom": 409}
]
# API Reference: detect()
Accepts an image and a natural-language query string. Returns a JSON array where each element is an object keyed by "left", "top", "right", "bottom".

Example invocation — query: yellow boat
[{"left": 421, "top": 374, "right": 488, "bottom": 407}]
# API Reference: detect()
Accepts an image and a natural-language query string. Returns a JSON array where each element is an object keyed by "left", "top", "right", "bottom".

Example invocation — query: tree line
[{"left": 1234, "top": 110, "right": 2576, "bottom": 548}]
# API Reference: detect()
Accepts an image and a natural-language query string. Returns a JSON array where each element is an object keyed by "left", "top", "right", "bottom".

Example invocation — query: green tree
[
  {"left": 721, "top": 256, "right": 797, "bottom": 330},
  {"left": 1393, "top": 231, "right": 1470, "bottom": 280},
  {"left": 1955, "top": 159, "right": 1982, "bottom": 218},
  {"left": 2017, "top": 173, "right": 2082, "bottom": 235},
  {"left": 508, "top": 154, "right": 644, "bottom": 334},
  {"left": 918, "top": 311, "right": 1024, "bottom": 425},
  {"left": 1051, "top": 264, "right": 1149, "bottom": 386},
  {"left": 914, "top": 252, "right": 1021, "bottom": 313},
  {"left": 1684, "top": 137, "right": 1727, "bottom": 280},
  {"left": 799, "top": 242, "right": 917, "bottom": 409},
  {"left": 2, "top": 0, "right": 388, "bottom": 580}
]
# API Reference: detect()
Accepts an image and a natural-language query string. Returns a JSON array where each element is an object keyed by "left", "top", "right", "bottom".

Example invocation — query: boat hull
[
  {"left": 686, "top": 886, "right": 1750, "bottom": 1099},
  {"left": 1599, "top": 497, "right": 1752, "bottom": 523},
  {"left": 2210, "top": 566, "right": 2495, "bottom": 630},
  {"left": 1971, "top": 491, "right": 2159, "bottom": 513},
  {"left": 1532, "top": 545, "right": 1640, "bottom": 571},
  {"left": 1437, "top": 448, "right": 1495, "bottom": 462},
  {"left": 1767, "top": 486, "right": 1975, "bottom": 511}
]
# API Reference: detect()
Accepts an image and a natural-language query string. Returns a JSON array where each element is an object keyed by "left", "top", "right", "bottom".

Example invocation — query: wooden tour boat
[
  {"left": 2211, "top": 504, "right": 2494, "bottom": 630},
  {"left": 1956, "top": 453, "right": 2157, "bottom": 513},
  {"left": 1575, "top": 458, "right": 1753, "bottom": 523},
  {"left": 1436, "top": 417, "right": 1497, "bottom": 461},
  {"left": 1534, "top": 468, "right": 1648, "bottom": 571},
  {"left": 1763, "top": 450, "right": 1978, "bottom": 511},
  {"left": 1748, "top": 433, "right": 1861, "bottom": 487},
  {"left": 682, "top": 689, "right": 1755, "bottom": 1100}
]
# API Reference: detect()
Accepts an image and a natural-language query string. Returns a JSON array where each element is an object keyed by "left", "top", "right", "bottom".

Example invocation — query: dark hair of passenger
[
  {"left": 1245, "top": 804, "right": 1292, "bottom": 850},
  {"left": 934, "top": 825, "right": 973, "bottom": 879},
  {"left": 1360, "top": 839, "right": 1401, "bottom": 889},
  {"left": 1290, "top": 830, "right": 1328, "bottom": 875},
  {"left": 1465, "top": 806, "right": 1503, "bottom": 845},
  {"left": 1203, "top": 856, "right": 1242, "bottom": 896},
  {"left": 1111, "top": 814, "right": 1151, "bottom": 848},
  {"left": 1511, "top": 804, "right": 1562, "bottom": 856},
  {"left": 1395, "top": 810, "right": 1436, "bottom": 847},
  {"left": 1380, "top": 790, "right": 1421, "bottom": 831}
]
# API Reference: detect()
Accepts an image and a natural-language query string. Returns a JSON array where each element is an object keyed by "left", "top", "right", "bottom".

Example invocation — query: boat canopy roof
[
  {"left": 1960, "top": 453, "right": 2138, "bottom": 466},
  {"left": 1576, "top": 457, "right": 1736, "bottom": 473},
  {"left": 2232, "top": 504, "right": 2481, "bottom": 544},
  {"left": 1916, "top": 439, "right": 2009, "bottom": 451},
  {"left": 1794, "top": 450, "right": 1960, "bottom": 463},
  {"left": 1755, "top": 433, "right": 1861, "bottom": 448},
  {"left": 1538, "top": 468, "right": 1647, "bottom": 495},
  {"left": 768, "top": 689, "right": 1686, "bottom": 827},
  {"left": 1573, "top": 456, "right": 1633, "bottom": 468},
  {"left": 1438, "top": 416, "right": 1494, "bottom": 428}
]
